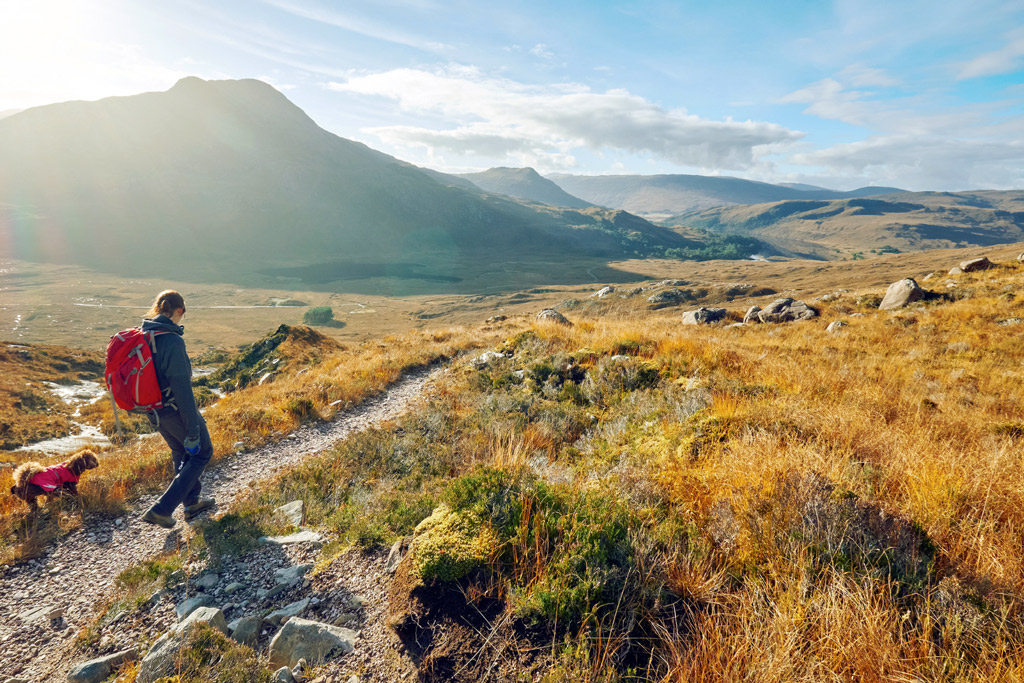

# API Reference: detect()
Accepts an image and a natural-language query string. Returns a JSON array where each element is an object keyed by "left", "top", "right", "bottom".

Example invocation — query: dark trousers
[{"left": 149, "top": 411, "right": 213, "bottom": 516}]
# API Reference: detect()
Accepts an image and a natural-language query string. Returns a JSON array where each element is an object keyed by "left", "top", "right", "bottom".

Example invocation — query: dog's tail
[{"left": 11, "top": 462, "right": 46, "bottom": 490}]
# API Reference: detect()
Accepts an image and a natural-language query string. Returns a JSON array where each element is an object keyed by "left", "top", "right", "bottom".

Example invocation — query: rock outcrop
[
  {"left": 137, "top": 607, "right": 228, "bottom": 683},
  {"left": 682, "top": 307, "right": 727, "bottom": 325},
  {"left": 743, "top": 306, "right": 761, "bottom": 324},
  {"left": 960, "top": 256, "right": 993, "bottom": 272},
  {"left": 536, "top": 309, "right": 571, "bottom": 325},
  {"left": 757, "top": 298, "right": 818, "bottom": 323},
  {"left": 879, "top": 278, "right": 926, "bottom": 310},
  {"left": 268, "top": 617, "right": 358, "bottom": 669}
]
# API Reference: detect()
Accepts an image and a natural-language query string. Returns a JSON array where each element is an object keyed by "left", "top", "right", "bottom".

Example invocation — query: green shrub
[
  {"left": 167, "top": 622, "right": 273, "bottom": 682},
  {"left": 303, "top": 306, "right": 335, "bottom": 325}
]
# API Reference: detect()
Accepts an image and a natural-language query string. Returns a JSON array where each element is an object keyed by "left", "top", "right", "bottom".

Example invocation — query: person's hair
[{"left": 148, "top": 290, "right": 185, "bottom": 318}]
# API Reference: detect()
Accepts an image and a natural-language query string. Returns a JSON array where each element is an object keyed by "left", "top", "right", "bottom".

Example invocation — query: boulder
[
  {"left": 647, "top": 289, "right": 689, "bottom": 305},
  {"left": 826, "top": 321, "right": 848, "bottom": 334},
  {"left": 879, "top": 278, "right": 926, "bottom": 310},
  {"left": 259, "top": 530, "right": 326, "bottom": 547},
  {"left": 225, "top": 582, "right": 246, "bottom": 595},
  {"left": 758, "top": 298, "right": 818, "bottom": 323},
  {"left": 137, "top": 607, "right": 228, "bottom": 683},
  {"left": 268, "top": 617, "right": 358, "bottom": 669},
  {"left": 470, "top": 351, "right": 506, "bottom": 369},
  {"left": 275, "top": 564, "right": 313, "bottom": 586},
  {"left": 67, "top": 648, "right": 137, "bottom": 683},
  {"left": 681, "top": 307, "right": 727, "bottom": 325},
  {"left": 267, "top": 598, "right": 311, "bottom": 627},
  {"left": 960, "top": 257, "right": 992, "bottom": 272},
  {"left": 275, "top": 667, "right": 296, "bottom": 683},
  {"left": 175, "top": 593, "right": 210, "bottom": 621},
  {"left": 592, "top": 286, "right": 615, "bottom": 298},
  {"left": 229, "top": 614, "right": 263, "bottom": 646},
  {"left": 195, "top": 573, "right": 220, "bottom": 590},
  {"left": 948, "top": 266, "right": 963, "bottom": 275},
  {"left": 742, "top": 306, "right": 761, "bottom": 324},
  {"left": 274, "top": 501, "right": 305, "bottom": 527},
  {"left": 536, "top": 309, "right": 571, "bottom": 325},
  {"left": 1018, "top": 252, "right": 1024, "bottom": 263},
  {"left": 485, "top": 315, "right": 506, "bottom": 323}
]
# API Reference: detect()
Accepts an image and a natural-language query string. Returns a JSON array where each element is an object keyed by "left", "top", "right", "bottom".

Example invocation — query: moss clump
[{"left": 410, "top": 503, "right": 498, "bottom": 582}]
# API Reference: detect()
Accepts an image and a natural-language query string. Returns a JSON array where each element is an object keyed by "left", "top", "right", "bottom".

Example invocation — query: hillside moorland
[{"left": 2, "top": 248, "right": 1023, "bottom": 681}]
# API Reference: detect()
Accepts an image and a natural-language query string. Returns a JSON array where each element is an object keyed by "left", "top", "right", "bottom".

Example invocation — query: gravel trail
[{"left": 0, "top": 365, "right": 444, "bottom": 679}]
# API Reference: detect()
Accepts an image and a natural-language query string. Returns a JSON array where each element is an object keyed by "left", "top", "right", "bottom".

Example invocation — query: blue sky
[{"left": 2, "top": 0, "right": 1023, "bottom": 190}]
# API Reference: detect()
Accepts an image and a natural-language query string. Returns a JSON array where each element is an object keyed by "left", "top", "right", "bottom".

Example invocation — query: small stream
[{"left": 17, "top": 380, "right": 111, "bottom": 455}]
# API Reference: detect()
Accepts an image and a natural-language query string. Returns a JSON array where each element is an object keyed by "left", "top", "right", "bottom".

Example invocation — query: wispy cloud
[
  {"left": 958, "top": 27, "right": 1024, "bottom": 80},
  {"left": 328, "top": 65, "right": 802, "bottom": 171},
  {"left": 790, "top": 135, "right": 1024, "bottom": 190},
  {"left": 262, "top": 0, "right": 448, "bottom": 52}
]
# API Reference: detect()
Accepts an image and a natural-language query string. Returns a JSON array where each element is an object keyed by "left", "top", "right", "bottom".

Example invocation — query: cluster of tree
[{"left": 663, "top": 234, "right": 763, "bottom": 261}]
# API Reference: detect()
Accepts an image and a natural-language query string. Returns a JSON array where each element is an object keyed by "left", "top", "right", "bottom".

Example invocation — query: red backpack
[{"left": 105, "top": 328, "right": 167, "bottom": 413}]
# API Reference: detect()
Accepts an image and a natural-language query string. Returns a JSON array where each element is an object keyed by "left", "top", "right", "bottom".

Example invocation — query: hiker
[{"left": 140, "top": 290, "right": 215, "bottom": 528}]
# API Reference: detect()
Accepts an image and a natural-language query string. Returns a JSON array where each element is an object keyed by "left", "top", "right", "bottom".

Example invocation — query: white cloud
[
  {"left": 958, "top": 27, "right": 1024, "bottom": 80},
  {"left": 529, "top": 43, "right": 554, "bottom": 59},
  {"left": 838, "top": 63, "right": 900, "bottom": 88},
  {"left": 328, "top": 66, "right": 802, "bottom": 170},
  {"left": 790, "top": 135, "right": 1024, "bottom": 190},
  {"left": 262, "top": 0, "right": 449, "bottom": 52}
]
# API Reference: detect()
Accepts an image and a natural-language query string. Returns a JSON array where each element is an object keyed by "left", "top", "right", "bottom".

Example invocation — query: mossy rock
[{"left": 410, "top": 504, "right": 497, "bottom": 582}]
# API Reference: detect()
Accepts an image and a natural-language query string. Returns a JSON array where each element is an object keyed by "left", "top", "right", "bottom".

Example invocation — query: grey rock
[
  {"left": 67, "top": 648, "right": 137, "bottom": 683},
  {"left": 195, "top": 573, "right": 220, "bottom": 590},
  {"left": 470, "top": 351, "right": 506, "bottom": 369},
  {"left": 385, "top": 537, "right": 409, "bottom": 574},
  {"left": 347, "top": 676, "right": 360, "bottom": 683},
  {"left": 758, "top": 298, "right": 818, "bottom": 323},
  {"left": 743, "top": 305, "right": 762, "bottom": 324},
  {"left": 17, "top": 605, "right": 57, "bottom": 623},
  {"left": 681, "top": 307, "right": 727, "bottom": 325},
  {"left": 175, "top": 593, "right": 210, "bottom": 621},
  {"left": 258, "top": 583, "right": 289, "bottom": 600},
  {"left": 1018, "top": 252, "right": 1024, "bottom": 263},
  {"left": 268, "top": 617, "right": 358, "bottom": 669},
  {"left": 229, "top": 614, "right": 262, "bottom": 646},
  {"left": 259, "top": 372, "right": 275, "bottom": 385},
  {"left": 647, "top": 288, "right": 689, "bottom": 305},
  {"left": 997, "top": 317, "right": 1023, "bottom": 326},
  {"left": 225, "top": 582, "right": 246, "bottom": 595},
  {"left": 960, "top": 256, "right": 992, "bottom": 272},
  {"left": 137, "top": 607, "right": 228, "bottom": 683},
  {"left": 948, "top": 266, "right": 963, "bottom": 275},
  {"left": 275, "top": 666, "right": 296, "bottom": 683},
  {"left": 274, "top": 500, "right": 305, "bottom": 527},
  {"left": 880, "top": 278, "right": 926, "bottom": 310},
  {"left": 46, "top": 606, "right": 64, "bottom": 620},
  {"left": 536, "top": 308, "right": 571, "bottom": 325},
  {"left": 267, "top": 598, "right": 311, "bottom": 626},
  {"left": 826, "top": 321, "right": 848, "bottom": 334},
  {"left": 259, "top": 530, "right": 326, "bottom": 547},
  {"left": 660, "top": 279, "right": 690, "bottom": 286},
  {"left": 485, "top": 315, "right": 507, "bottom": 323},
  {"left": 592, "top": 286, "right": 615, "bottom": 298}
]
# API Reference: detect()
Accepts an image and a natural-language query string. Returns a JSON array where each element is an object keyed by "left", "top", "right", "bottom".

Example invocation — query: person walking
[{"left": 140, "top": 290, "right": 215, "bottom": 528}]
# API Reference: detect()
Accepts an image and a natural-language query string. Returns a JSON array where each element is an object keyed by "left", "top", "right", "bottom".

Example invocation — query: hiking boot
[
  {"left": 142, "top": 508, "right": 176, "bottom": 529},
  {"left": 184, "top": 498, "right": 216, "bottom": 521}
]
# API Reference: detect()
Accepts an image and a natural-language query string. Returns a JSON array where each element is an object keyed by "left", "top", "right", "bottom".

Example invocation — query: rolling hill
[
  {"left": 674, "top": 191, "right": 1024, "bottom": 258},
  {"left": 458, "top": 167, "right": 593, "bottom": 209},
  {"left": 547, "top": 172, "right": 904, "bottom": 215},
  {"left": 0, "top": 78, "right": 690, "bottom": 285}
]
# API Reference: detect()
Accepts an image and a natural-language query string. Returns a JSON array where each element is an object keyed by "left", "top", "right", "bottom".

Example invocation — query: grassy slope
[
  {"left": 7, "top": 249, "right": 1024, "bottom": 680},
  {"left": 675, "top": 191, "right": 1024, "bottom": 259},
  {"left": 185, "top": 257, "right": 1023, "bottom": 680}
]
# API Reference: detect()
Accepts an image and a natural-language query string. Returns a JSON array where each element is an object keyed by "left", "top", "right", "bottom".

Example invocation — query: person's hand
[{"left": 183, "top": 434, "right": 201, "bottom": 456}]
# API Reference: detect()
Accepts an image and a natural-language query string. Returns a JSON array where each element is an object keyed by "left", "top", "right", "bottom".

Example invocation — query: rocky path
[{"left": 0, "top": 365, "right": 444, "bottom": 680}]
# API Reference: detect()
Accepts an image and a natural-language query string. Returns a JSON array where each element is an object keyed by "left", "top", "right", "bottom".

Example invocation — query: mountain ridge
[
  {"left": 547, "top": 172, "right": 906, "bottom": 215},
  {"left": 458, "top": 167, "right": 593, "bottom": 209},
  {"left": 0, "top": 78, "right": 689, "bottom": 285}
]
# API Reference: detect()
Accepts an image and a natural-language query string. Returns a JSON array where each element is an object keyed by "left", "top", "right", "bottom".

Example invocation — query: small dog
[{"left": 10, "top": 449, "right": 100, "bottom": 511}]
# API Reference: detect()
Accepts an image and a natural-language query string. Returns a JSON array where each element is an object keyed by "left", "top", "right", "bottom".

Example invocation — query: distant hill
[
  {"left": 0, "top": 78, "right": 691, "bottom": 285},
  {"left": 546, "top": 172, "right": 905, "bottom": 215},
  {"left": 458, "top": 167, "right": 593, "bottom": 209},
  {"left": 673, "top": 191, "right": 1024, "bottom": 259}
]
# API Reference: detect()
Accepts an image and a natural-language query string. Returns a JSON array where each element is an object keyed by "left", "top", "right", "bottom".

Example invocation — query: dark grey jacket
[{"left": 141, "top": 315, "right": 201, "bottom": 439}]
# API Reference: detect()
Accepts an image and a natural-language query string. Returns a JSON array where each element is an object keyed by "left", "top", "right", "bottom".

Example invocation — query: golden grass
[{"left": 0, "top": 325, "right": 496, "bottom": 563}]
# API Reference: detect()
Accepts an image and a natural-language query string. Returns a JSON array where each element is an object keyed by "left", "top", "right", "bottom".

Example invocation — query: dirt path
[{"left": 0, "top": 365, "right": 444, "bottom": 679}]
